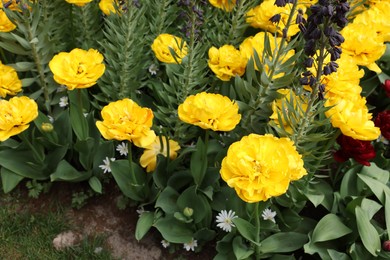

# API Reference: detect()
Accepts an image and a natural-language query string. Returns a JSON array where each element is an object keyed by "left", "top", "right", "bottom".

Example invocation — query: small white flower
[
  {"left": 148, "top": 64, "right": 159, "bottom": 75},
  {"left": 83, "top": 112, "right": 88, "bottom": 118},
  {"left": 262, "top": 208, "right": 277, "bottom": 223},
  {"left": 116, "top": 142, "right": 129, "bottom": 156},
  {"left": 161, "top": 240, "right": 170, "bottom": 248},
  {"left": 99, "top": 157, "right": 116, "bottom": 173},
  {"left": 183, "top": 238, "right": 197, "bottom": 252},
  {"left": 216, "top": 209, "right": 237, "bottom": 232},
  {"left": 48, "top": 115, "right": 54, "bottom": 123},
  {"left": 59, "top": 96, "right": 68, "bottom": 108}
]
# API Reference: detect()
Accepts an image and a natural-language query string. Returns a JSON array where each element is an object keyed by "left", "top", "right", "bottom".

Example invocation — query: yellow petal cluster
[
  {"left": 340, "top": 23, "right": 386, "bottom": 73},
  {"left": 208, "top": 0, "right": 236, "bottom": 11},
  {"left": 65, "top": 0, "right": 93, "bottom": 7},
  {"left": 0, "top": 62, "right": 22, "bottom": 98},
  {"left": 0, "top": 96, "right": 38, "bottom": 141},
  {"left": 353, "top": 2, "right": 390, "bottom": 42},
  {"left": 178, "top": 92, "right": 241, "bottom": 131},
  {"left": 240, "top": 32, "right": 295, "bottom": 78},
  {"left": 220, "top": 134, "right": 307, "bottom": 203},
  {"left": 99, "top": 0, "right": 117, "bottom": 15},
  {"left": 49, "top": 48, "right": 105, "bottom": 90},
  {"left": 140, "top": 136, "right": 180, "bottom": 172},
  {"left": 246, "top": 0, "right": 305, "bottom": 38},
  {"left": 269, "top": 89, "right": 308, "bottom": 134},
  {"left": 325, "top": 95, "right": 380, "bottom": 141},
  {"left": 151, "top": 34, "right": 188, "bottom": 64},
  {"left": 96, "top": 98, "right": 156, "bottom": 148},
  {"left": 0, "top": 9, "right": 16, "bottom": 32},
  {"left": 208, "top": 45, "right": 247, "bottom": 81}
]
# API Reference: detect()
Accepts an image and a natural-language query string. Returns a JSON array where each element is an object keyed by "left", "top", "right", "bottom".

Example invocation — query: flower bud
[
  {"left": 383, "top": 240, "right": 390, "bottom": 251},
  {"left": 41, "top": 123, "right": 54, "bottom": 132},
  {"left": 183, "top": 207, "right": 193, "bottom": 217},
  {"left": 382, "top": 80, "right": 390, "bottom": 97}
]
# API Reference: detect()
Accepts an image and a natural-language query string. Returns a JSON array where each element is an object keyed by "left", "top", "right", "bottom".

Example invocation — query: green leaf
[
  {"left": 75, "top": 137, "right": 96, "bottom": 169},
  {"left": 340, "top": 165, "right": 361, "bottom": 199},
  {"left": 232, "top": 218, "right": 259, "bottom": 246},
  {"left": 110, "top": 160, "right": 146, "bottom": 201},
  {"left": 385, "top": 193, "right": 390, "bottom": 235},
  {"left": 154, "top": 216, "right": 193, "bottom": 243},
  {"left": 68, "top": 91, "right": 89, "bottom": 141},
  {"left": 355, "top": 206, "right": 381, "bottom": 256},
  {"left": 190, "top": 137, "right": 207, "bottom": 186},
  {"left": 155, "top": 186, "right": 180, "bottom": 214},
  {"left": 1, "top": 168, "right": 24, "bottom": 193},
  {"left": 358, "top": 174, "right": 390, "bottom": 204},
  {"left": 0, "top": 149, "right": 47, "bottom": 180},
  {"left": 135, "top": 212, "right": 154, "bottom": 241},
  {"left": 360, "top": 163, "right": 389, "bottom": 183},
  {"left": 327, "top": 249, "right": 350, "bottom": 260},
  {"left": 177, "top": 185, "right": 211, "bottom": 224},
  {"left": 88, "top": 176, "right": 102, "bottom": 194},
  {"left": 232, "top": 236, "right": 254, "bottom": 260},
  {"left": 260, "top": 232, "right": 308, "bottom": 254},
  {"left": 311, "top": 214, "right": 352, "bottom": 243},
  {"left": 50, "top": 160, "right": 91, "bottom": 182}
]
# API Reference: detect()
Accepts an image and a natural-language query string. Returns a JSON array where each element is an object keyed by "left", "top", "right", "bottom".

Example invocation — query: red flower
[
  {"left": 375, "top": 110, "right": 390, "bottom": 140},
  {"left": 383, "top": 80, "right": 390, "bottom": 98},
  {"left": 334, "top": 134, "right": 376, "bottom": 166},
  {"left": 383, "top": 240, "right": 390, "bottom": 251}
]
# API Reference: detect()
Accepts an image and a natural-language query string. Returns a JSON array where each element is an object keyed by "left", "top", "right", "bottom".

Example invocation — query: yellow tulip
[
  {"left": 96, "top": 98, "right": 156, "bottom": 148},
  {"left": 220, "top": 134, "right": 307, "bottom": 203},
  {"left": 208, "top": 0, "right": 236, "bottom": 11},
  {"left": 65, "top": 0, "right": 93, "bottom": 7},
  {"left": 0, "top": 96, "right": 38, "bottom": 141},
  {"left": 0, "top": 62, "right": 22, "bottom": 98},
  {"left": 208, "top": 45, "right": 246, "bottom": 81},
  {"left": 151, "top": 34, "right": 188, "bottom": 64},
  {"left": 49, "top": 48, "right": 105, "bottom": 90},
  {"left": 140, "top": 136, "right": 180, "bottom": 172},
  {"left": 178, "top": 92, "right": 241, "bottom": 131}
]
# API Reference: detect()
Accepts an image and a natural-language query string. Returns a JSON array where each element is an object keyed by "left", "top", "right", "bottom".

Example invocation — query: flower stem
[
  {"left": 127, "top": 141, "right": 138, "bottom": 186},
  {"left": 254, "top": 202, "right": 261, "bottom": 260}
]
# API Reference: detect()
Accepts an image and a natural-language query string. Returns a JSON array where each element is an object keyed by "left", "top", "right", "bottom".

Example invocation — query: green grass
[{"left": 0, "top": 192, "right": 113, "bottom": 260}]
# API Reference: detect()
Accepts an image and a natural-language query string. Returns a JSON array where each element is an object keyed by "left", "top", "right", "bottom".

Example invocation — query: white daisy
[
  {"left": 262, "top": 208, "right": 277, "bottom": 223},
  {"left": 99, "top": 157, "right": 116, "bottom": 173},
  {"left": 148, "top": 64, "right": 159, "bottom": 75},
  {"left": 183, "top": 238, "right": 197, "bottom": 252},
  {"left": 116, "top": 142, "right": 129, "bottom": 156},
  {"left": 161, "top": 240, "right": 170, "bottom": 248},
  {"left": 59, "top": 96, "right": 68, "bottom": 108},
  {"left": 216, "top": 209, "right": 237, "bottom": 232}
]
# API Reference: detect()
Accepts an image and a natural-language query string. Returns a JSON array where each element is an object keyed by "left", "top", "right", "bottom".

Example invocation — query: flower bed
[{"left": 0, "top": 0, "right": 389, "bottom": 259}]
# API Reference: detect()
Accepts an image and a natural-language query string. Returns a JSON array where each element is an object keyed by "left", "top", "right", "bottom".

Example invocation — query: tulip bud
[
  {"left": 382, "top": 79, "right": 390, "bottom": 97},
  {"left": 383, "top": 240, "right": 390, "bottom": 251},
  {"left": 41, "top": 123, "right": 54, "bottom": 132},
  {"left": 183, "top": 207, "right": 193, "bottom": 217}
]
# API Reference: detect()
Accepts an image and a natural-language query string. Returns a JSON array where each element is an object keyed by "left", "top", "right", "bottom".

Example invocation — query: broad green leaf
[
  {"left": 155, "top": 186, "right": 180, "bottom": 214},
  {"left": 1, "top": 168, "right": 24, "bottom": 193},
  {"left": 110, "top": 160, "right": 145, "bottom": 201},
  {"left": 232, "top": 236, "right": 254, "bottom": 260},
  {"left": 311, "top": 214, "right": 352, "bottom": 243},
  {"left": 50, "top": 160, "right": 91, "bottom": 182},
  {"left": 340, "top": 165, "right": 361, "bottom": 199},
  {"left": 260, "top": 232, "right": 308, "bottom": 253},
  {"left": 135, "top": 211, "right": 154, "bottom": 241},
  {"left": 385, "top": 193, "right": 390, "bottom": 235},
  {"left": 154, "top": 216, "right": 193, "bottom": 243},
  {"left": 355, "top": 206, "right": 381, "bottom": 256},
  {"left": 190, "top": 137, "right": 207, "bottom": 186},
  {"left": 75, "top": 138, "right": 96, "bottom": 169},
  {"left": 68, "top": 91, "right": 89, "bottom": 141},
  {"left": 177, "top": 185, "right": 211, "bottom": 224},
  {"left": 360, "top": 163, "right": 389, "bottom": 183},
  {"left": 305, "top": 185, "right": 325, "bottom": 207},
  {"left": 361, "top": 198, "right": 382, "bottom": 220},
  {"left": 0, "top": 149, "right": 47, "bottom": 180},
  {"left": 358, "top": 174, "right": 390, "bottom": 204},
  {"left": 194, "top": 228, "right": 216, "bottom": 242},
  {"left": 88, "top": 176, "right": 102, "bottom": 194},
  {"left": 327, "top": 249, "right": 350, "bottom": 260},
  {"left": 232, "top": 218, "right": 259, "bottom": 245}
]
